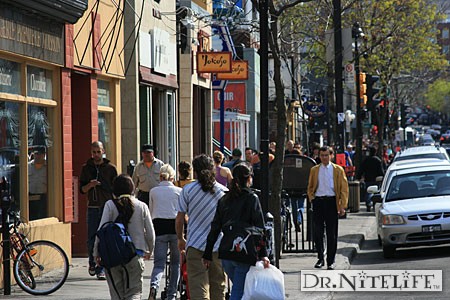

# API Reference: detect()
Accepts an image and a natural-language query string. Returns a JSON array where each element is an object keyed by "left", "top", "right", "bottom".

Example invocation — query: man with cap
[
  {"left": 223, "top": 148, "right": 243, "bottom": 169},
  {"left": 28, "top": 146, "right": 47, "bottom": 220},
  {"left": 132, "top": 144, "right": 164, "bottom": 206}
]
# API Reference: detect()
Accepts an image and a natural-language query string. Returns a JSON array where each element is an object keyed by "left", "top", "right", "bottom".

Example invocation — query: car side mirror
[{"left": 367, "top": 185, "right": 379, "bottom": 194}]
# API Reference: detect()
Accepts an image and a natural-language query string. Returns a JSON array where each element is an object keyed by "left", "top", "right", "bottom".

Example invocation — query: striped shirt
[{"left": 178, "top": 181, "right": 228, "bottom": 252}]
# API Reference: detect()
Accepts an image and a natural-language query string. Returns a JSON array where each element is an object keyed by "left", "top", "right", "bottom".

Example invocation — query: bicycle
[{"left": 1, "top": 208, "right": 69, "bottom": 295}]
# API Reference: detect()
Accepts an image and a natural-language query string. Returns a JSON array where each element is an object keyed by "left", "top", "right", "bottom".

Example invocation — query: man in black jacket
[
  {"left": 356, "top": 146, "right": 384, "bottom": 212},
  {"left": 80, "top": 141, "right": 117, "bottom": 280}
]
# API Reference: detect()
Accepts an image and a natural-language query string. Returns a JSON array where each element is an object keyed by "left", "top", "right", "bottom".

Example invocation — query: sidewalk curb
[{"left": 337, "top": 233, "right": 365, "bottom": 269}]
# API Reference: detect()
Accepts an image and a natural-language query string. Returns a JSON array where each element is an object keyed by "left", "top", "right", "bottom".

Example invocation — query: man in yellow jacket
[{"left": 307, "top": 146, "right": 348, "bottom": 270}]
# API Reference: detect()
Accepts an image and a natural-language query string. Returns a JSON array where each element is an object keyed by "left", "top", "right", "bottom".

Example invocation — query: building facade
[{"left": 0, "top": 0, "right": 125, "bottom": 264}]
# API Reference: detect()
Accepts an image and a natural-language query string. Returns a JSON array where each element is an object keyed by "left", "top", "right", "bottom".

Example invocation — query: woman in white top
[
  {"left": 94, "top": 174, "right": 155, "bottom": 300},
  {"left": 148, "top": 164, "right": 182, "bottom": 300}
]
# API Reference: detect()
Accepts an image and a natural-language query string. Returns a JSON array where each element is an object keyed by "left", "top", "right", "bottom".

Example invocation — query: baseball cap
[
  {"left": 141, "top": 144, "right": 154, "bottom": 152},
  {"left": 232, "top": 148, "right": 242, "bottom": 157}
]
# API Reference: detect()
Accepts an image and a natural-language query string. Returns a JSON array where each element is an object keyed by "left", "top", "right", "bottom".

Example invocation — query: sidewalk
[
  {"left": 281, "top": 207, "right": 376, "bottom": 299},
  {"left": 0, "top": 208, "right": 376, "bottom": 300}
]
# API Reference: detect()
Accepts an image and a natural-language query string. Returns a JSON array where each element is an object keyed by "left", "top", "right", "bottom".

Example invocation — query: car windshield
[{"left": 385, "top": 170, "right": 450, "bottom": 202}]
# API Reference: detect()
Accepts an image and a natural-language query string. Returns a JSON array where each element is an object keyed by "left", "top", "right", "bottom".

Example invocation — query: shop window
[
  {"left": 28, "top": 105, "right": 52, "bottom": 221},
  {"left": 98, "top": 80, "right": 110, "bottom": 106},
  {"left": 443, "top": 28, "right": 449, "bottom": 39},
  {"left": 27, "top": 66, "right": 53, "bottom": 99},
  {"left": 167, "top": 92, "right": 176, "bottom": 168},
  {"left": 0, "top": 58, "right": 21, "bottom": 95},
  {"left": 97, "top": 79, "right": 113, "bottom": 157},
  {"left": 98, "top": 112, "right": 111, "bottom": 156},
  {"left": 0, "top": 101, "right": 20, "bottom": 204}
]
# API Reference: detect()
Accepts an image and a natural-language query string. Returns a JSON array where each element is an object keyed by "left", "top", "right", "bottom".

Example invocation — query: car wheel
[{"left": 383, "top": 245, "right": 396, "bottom": 258}]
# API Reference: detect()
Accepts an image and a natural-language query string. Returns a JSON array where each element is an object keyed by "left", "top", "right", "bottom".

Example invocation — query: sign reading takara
[{"left": 197, "top": 52, "right": 232, "bottom": 73}]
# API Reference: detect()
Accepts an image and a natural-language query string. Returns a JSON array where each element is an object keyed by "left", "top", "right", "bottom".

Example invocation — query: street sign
[
  {"left": 216, "top": 60, "right": 248, "bottom": 80},
  {"left": 197, "top": 52, "right": 232, "bottom": 73},
  {"left": 304, "top": 100, "right": 326, "bottom": 117},
  {"left": 344, "top": 62, "right": 355, "bottom": 90}
]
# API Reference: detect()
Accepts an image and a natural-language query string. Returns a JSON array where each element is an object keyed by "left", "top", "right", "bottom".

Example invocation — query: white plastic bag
[{"left": 242, "top": 261, "right": 285, "bottom": 300}]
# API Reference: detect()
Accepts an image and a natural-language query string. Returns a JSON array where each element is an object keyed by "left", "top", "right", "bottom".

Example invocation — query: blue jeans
[
  {"left": 150, "top": 234, "right": 180, "bottom": 300},
  {"left": 365, "top": 181, "right": 377, "bottom": 207},
  {"left": 87, "top": 207, "right": 104, "bottom": 274},
  {"left": 222, "top": 259, "right": 251, "bottom": 300},
  {"left": 290, "top": 196, "right": 305, "bottom": 224}
]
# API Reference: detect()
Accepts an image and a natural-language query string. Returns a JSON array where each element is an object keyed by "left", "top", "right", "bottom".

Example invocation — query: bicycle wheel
[
  {"left": 17, "top": 268, "right": 36, "bottom": 290},
  {"left": 13, "top": 240, "right": 69, "bottom": 295}
]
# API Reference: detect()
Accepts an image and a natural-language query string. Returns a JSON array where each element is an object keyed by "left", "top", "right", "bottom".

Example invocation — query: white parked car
[
  {"left": 368, "top": 158, "right": 450, "bottom": 221},
  {"left": 371, "top": 165, "right": 450, "bottom": 258},
  {"left": 392, "top": 145, "right": 449, "bottom": 162}
]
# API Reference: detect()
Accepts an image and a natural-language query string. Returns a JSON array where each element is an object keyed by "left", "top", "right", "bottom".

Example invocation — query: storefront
[
  {"left": 137, "top": 26, "right": 178, "bottom": 169},
  {"left": 0, "top": 0, "right": 124, "bottom": 261},
  {"left": 0, "top": 2, "right": 87, "bottom": 274}
]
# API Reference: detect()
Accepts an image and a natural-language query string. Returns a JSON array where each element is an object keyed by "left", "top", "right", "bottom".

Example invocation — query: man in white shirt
[{"left": 307, "top": 146, "right": 348, "bottom": 270}]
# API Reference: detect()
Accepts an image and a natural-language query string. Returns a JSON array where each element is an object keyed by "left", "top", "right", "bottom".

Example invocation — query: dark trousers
[
  {"left": 29, "top": 194, "right": 47, "bottom": 221},
  {"left": 313, "top": 197, "right": 338, "bottom": 265},
  {"left": 137, "top": 191, "right": 150, "bottom": 206},
  {"left": 87, "top": 207, "right": 104, "bottom": 274}
]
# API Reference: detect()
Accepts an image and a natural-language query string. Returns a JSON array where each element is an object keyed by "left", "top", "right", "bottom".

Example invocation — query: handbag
[{"left": 221, "top": 220, "right": 265, "bottom": 264}]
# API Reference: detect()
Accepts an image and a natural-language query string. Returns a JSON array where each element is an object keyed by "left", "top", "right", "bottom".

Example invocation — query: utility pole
[
  {"left": 260, "top": 0, "right": 269, "bottom": 214},
  {"left": 333, "top": 0, "right": 344, "bottom": 152}
]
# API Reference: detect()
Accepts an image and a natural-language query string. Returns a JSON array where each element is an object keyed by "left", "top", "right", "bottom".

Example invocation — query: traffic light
[
  {"left": 359, "top": 72, "right": 367, "bottom": 106},
  {"left": 366, "top": 74, "right": 381, "bottom": 110}
]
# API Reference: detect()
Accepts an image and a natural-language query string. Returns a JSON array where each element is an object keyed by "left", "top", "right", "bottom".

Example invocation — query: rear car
[
  {"left": 392, "top": 145, "right": 449, "bottom": 162},
  {"left": 372, "top": 165, "right": 450, "bottom": 258}
]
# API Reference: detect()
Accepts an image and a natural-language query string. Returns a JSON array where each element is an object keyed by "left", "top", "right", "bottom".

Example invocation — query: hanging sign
[
  {"left": 197, "top": 52, "right": 232, "bottom": 73},
  {"left": 304, "top": 100, "right": 326, "bottom": 117},
  {"left": 216, "top": 60, "right": 248, "bottom": 80}
]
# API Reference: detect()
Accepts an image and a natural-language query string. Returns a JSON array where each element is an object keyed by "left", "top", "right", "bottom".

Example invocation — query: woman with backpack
[
  {"left": 202, "top": 163, "right": 270, "bottom": 300},
  {"left": 94, "top": 174, "right": 155, "bottom": 300}
]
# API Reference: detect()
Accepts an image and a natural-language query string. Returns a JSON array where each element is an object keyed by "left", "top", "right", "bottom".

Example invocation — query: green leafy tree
[
  {"left": 425, "top": 79, "right": 450, "bottom": 112},
  {"left": 288, "top": 0, "right": 447, "bottom": 149}
]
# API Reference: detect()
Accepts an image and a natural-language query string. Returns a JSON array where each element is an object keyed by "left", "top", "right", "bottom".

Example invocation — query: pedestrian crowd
[
  {"left": 80, "top": 138, "right": 394, "bottom": 299},
  {"left": 80, "top": 141, "right": 273, "bottom": 300}
]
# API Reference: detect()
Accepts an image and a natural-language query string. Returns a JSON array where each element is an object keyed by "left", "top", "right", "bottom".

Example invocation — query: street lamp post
[{"left": 352, "top": 22, "right": 364, "bottom": 170}]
